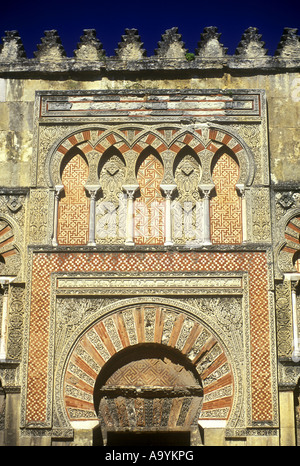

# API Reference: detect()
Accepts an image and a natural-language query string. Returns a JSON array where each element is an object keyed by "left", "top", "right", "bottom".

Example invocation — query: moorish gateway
[{"left": 0, "top": 26, "right": 300, "bottom": 446}]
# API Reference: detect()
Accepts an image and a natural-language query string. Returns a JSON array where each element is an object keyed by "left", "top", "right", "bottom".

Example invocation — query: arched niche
[
  {"left": 169, "top": 125, "right": 255, "bottom": 188},
  {"left": 206, "top": 126, "right": 255, "bottom": 187},
  {"left": 173, "top": 146, "right": 202, "bottom": 180},
  {"left": 45, "top": 127, "right": 128, "bottom": 188}
]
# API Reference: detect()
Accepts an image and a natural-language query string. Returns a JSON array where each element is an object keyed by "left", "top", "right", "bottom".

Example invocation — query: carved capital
[
  {"left": 123, "top": 185, "right": 139, "bottom": 199},
  {"left": 236, "top": 183, "right": 245, "bottom": 197},
  {"left": 85, "top": 184, "right": 101, "bottom": 198},
  {"left": 199, "top": 184, "right": 214, "bottom": 199},
  {"left": 160, "top": 184, "right": 177, "bottom": 199},
  {"left": 54, "top": 184, "right": 64, "bottom": 198}
]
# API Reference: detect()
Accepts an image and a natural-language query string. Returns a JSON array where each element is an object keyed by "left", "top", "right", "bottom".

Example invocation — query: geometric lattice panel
[
  {"left": 57, "top": 153, "right": 90, "bottom": 245},
  {"left": 210, "top": 151, "right": 242, "bottom": 244},
  {"left": 27, "top": 250, "right": 272, "bottom": 426},
  {"left": 135, "top": 153, "right": 165, "bottom": 245}
]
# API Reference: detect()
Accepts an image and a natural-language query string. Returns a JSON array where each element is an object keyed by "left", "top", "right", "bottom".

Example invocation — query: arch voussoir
[{"left": 63, "top": 304, "right": 234, "bottom": 425}]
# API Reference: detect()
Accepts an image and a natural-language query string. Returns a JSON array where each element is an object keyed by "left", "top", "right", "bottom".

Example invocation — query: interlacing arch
[
  {"left": 48, "top": 124, "right": 253, "bottom": 187},
  {"left": 49, "top": 124, "right": 254, "bottom": 246}
]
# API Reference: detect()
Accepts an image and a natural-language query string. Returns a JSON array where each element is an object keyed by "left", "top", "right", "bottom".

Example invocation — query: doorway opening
[
  {"left": 107, "top": 430, "right": 190, "bottom": 446},
  {"left": 93, "top": 343, "right": 203, "bottom": 446}
]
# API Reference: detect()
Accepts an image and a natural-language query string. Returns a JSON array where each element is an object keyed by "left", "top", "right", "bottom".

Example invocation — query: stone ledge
[
  {"left": 0, "top": 56, "right": 299, "bottom": 76},
  {"left": 1, "top": 27, "right": 300, "bottom": 75}
]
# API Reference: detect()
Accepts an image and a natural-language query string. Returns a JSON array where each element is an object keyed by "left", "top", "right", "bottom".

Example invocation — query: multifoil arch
[{"left": 45, "top": 124, "right": 255, "bottom": 189}]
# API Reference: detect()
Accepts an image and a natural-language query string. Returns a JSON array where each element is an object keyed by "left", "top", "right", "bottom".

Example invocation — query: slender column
[
  {"left": 86, "top": 186, "right": 100, "bottom": 246},
  {"left": 199, "top": 185, "right": 213, "bottom": 245},
  {"left": 284, "top": 274, "right": 300, "bottom": 363},
  {"left": 236, "top": 184, "right": 247, "bottom": 243},
  {"left": 0, "top": 283, "right": 10, "bottom": 360},
  {"left": 52, "top": 185, "right": 64, "bottom": 246},
  {"left": 123, "top": 185, "right": 138, "bottom": 246},
  {"left": 161, "top": 184, "right": 176, "bottom": 246},
  {"left": 291, "top": 280, "right": 300, "bottom": 362}
]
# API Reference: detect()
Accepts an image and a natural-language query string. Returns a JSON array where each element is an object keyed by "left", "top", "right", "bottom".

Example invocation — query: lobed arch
[
  {"left": 134, "top": 147, "right": 166, "bottom": 245},
  {"left": 206, "top": 125, "right": 255, "bottom": 187},
  {"left": 163, "top": 125, "right": 254, "bottom": 187},
  {"left": 47, "top": 127, "right": 130, "bottom": 187},
  {"left": 54, "top": 298, "right": 239, "bottom": 432},
  {"left": 59, "top": 146, "right": 89, "bottom": 178},
  {"left": 46, "top": 124, "right": 255, "bottom": 190}
]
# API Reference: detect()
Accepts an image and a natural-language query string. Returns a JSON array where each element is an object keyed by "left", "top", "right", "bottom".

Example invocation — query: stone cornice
[
  {"left": 1, "top": 27, "right": 300, "bottom": 76},
  {"left": 0, "top": 56, "right": 299, "bottom": 76}
]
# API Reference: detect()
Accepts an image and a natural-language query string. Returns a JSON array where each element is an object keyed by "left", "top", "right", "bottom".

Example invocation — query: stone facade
[{"left": 0, "top": 26, "right": 299, "bottom": 446}]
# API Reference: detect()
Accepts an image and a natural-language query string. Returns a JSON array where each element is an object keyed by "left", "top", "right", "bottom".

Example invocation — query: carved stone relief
[
  {"left": 250, "top": 187, "right": 272, "bottom": 242},
  {"left": 230, "top": 123, "right": 267, "bottom": 185},
  {"left": 55, "top": 297, "right": 114, "bottom": 357},
  {"left": 6, "top": 285, "right": 25, "bottom": 362},
  {"left": 173, "top": 154, "right": 203, "bottom": 244},
  {"left": 96, "top": 154, "right": 126, "bottom": 243},
  {"left": 28, "top": 189, "right": 50, "bottom": 245},
  {"left": 275, "top": 281, "right": 293, "bottom": 358}
]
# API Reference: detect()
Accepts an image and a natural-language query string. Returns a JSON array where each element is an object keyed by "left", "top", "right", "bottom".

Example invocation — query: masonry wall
[
  {"left": 0, "top": 71, "right": 300, "bottom": 187},
  {"left": 0, "top": 26, "right": 300, "bottom": 447}
]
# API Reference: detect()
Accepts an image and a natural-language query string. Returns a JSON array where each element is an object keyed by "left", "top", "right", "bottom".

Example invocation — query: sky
[{"left": 0, "top": 0, "right": 299, "bottom": 58}]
